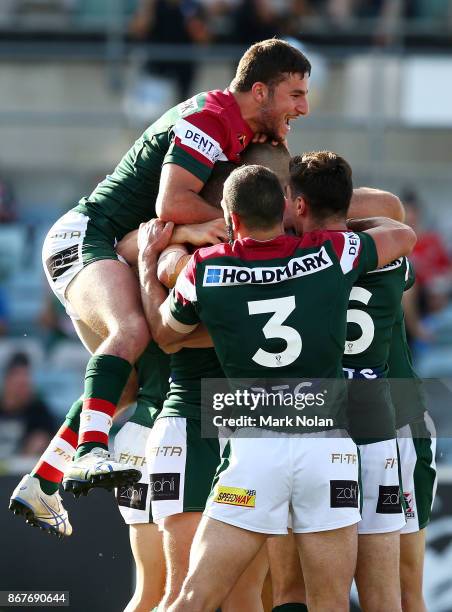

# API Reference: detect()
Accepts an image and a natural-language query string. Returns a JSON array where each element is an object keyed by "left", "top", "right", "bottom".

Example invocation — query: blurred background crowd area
[
  {"left": 1, "top": 0, "right": 452, "bottom": 468},
  {"left": 2, "top": 0, "right": 452, "bottom": 47}
]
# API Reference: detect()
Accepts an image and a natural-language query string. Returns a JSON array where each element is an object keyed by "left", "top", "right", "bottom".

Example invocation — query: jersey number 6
[{"left": 345, "top": 286, "right": 375, "bottom": 355}]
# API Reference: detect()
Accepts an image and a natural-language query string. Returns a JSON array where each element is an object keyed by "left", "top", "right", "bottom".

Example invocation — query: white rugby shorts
[
  {"left": 358, "top": 439, "right": 406, "bottom": 534},
  {"left": 205, "top": 428, "right": 361, "bottom": 534},
  {"left": 114, "top": 422, "right": 152, "bottom": 525}
]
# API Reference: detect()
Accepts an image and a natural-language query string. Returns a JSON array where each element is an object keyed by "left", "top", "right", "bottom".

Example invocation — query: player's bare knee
[{"left": 105, "top": 315, "right": 150, "bottom": 358}]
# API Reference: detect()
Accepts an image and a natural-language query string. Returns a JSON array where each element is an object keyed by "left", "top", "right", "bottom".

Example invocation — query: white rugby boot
[
  {"left": 9, "top": 474, "right": 72, "bottom": 538},
  {"left": 62, "top": 447, "right": 141, "bottom": 497}
]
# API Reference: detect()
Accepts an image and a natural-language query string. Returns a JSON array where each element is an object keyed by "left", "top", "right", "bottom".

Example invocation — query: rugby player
[
  {"left": 113, "top": 341, "right": 169, "bottom": 612},
  {"left": 9, "top": 217, "right": 227, "bottom": 535},
  {"left": 146, "top": 143, "right": 290, "bottom": 610},
  {"left": 389, "top": 311, "right": 437, "bottom": 612},
  {"left": 33, "top": 38, "right": 310, "bottom": 496},
  {"left": 267, "top": 185, "right": 409, "bottom": 612},
  {"left": 248, "top": 239, "right": 437, "bottom": 612},
  {"left": 136, "top": 154, "right": 416, "bottom": 611},
  {"left": 342, "top": 235, "right": 410, "bottom": 612}
]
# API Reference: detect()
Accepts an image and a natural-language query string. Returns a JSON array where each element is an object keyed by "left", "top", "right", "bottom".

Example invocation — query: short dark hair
[
  {"left": 241, "top": 143, "right": 290, "bottom": 188},
  {"left": 200, "top": 162, "right": 237, "bottom": 209},
  {"left": 289, "top": 151, "right": 353, "bottom": 222},
  {"left": 231, "top": 38, "right": 311, "bottom": 92},
  {"left": 223, "top": 165, "right": 285, "bottom": 230}
]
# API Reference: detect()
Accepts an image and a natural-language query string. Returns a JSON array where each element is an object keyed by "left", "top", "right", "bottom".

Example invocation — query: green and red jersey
[
  {"left": 74, "top": 90, "right": 253, "bottom": 241},
  {"left": 343, "top": 257, "right": 414, "bottom": 441},
  {"left": 159, "top": 348, "right": 224, "bottom": 421},
  {"left": 388, "top": 305, "right": 427, "bottom": 429},
  {"left": 343, "top": 257, "right": 414, "bottom": 374},
  {"left": 166, "top": 231, "right": 377, "bottom": 426}
]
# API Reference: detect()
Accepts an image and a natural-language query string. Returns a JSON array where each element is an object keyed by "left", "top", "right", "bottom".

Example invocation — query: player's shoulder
[
  {"left": 180, "top": 90, "right": 234, "bottom": 120},
  {"left": 300, "top": 229, "right": 358, "bottom": 252},
  {"left": 193, "top": 242, "right": 232, "bottom": 263}
]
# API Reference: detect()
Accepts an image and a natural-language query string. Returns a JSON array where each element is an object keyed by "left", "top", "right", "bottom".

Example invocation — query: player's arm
[
  {"left": 116, "top": 218, "right": 227, "bottom": 267},
  {"left": 347, "top": 216, "right": 416, "bottom": 268},
  {"left": 138, "top": 220, "right": 199, "bottom": 346},
  {"left": 157, "top": 110, "right": 230, "bottom": 223},
  {"left": 157, "top": 246, "right": 214, "bottom": 352},
  {"left": 156, "top": 164, "right": 223, "bottom": 224},
  {"left": 349, "top": 188, "right": 405, "bottom": 222},
  {"left": 161, "top": 324, "right": 214, "bottom": 353}
]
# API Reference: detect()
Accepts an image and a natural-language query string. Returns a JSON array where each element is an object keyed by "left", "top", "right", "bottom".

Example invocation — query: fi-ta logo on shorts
[
  {"left": 149, "top": 473, "right": 180, "bottom": 501},
  {"left": 376, "top": 485, "right": 403, "bottom": 514},
  {"left": 330, "top": 480, "right": 359, "bottom": 508}
]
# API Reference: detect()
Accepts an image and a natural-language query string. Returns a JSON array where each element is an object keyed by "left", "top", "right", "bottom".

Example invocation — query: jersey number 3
[{"left": 248, "top": 296, "right": 302, "bottom": 368}]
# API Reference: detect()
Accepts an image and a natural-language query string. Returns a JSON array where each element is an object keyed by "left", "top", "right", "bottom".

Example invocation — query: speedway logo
[
  {"left": 214, "top": 486, "right": 256, "bottom": 508},
  {"left": 203, "top": 247, "right": 332, "bottom": 287}
]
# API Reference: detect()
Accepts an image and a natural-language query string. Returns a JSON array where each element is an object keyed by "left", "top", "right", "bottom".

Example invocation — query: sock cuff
[
  {"left": 86, "top": 354, "right": 132, "bottom": 378},
  {"left": 272, "top": 605, "right": 308, "bottom": 612}
]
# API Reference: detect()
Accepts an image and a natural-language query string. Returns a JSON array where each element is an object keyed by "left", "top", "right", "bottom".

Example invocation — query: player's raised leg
[
  {"left": 9, "top": 369, "right": 139, "bottom": 535},
  {"left": 62, "top": 259, "right": 149, "bottom": 493},
  {"left": 8, "top": 396, "right": 82, "bottom": 537}
]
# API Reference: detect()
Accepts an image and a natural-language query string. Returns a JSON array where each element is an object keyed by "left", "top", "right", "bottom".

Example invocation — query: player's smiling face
[{"left": 259, "top": 73, "right": 309, "bottom": 142}]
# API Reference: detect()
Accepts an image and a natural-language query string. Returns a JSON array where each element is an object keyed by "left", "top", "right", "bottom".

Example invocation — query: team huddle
[{"left": 9, "top": 39, "right": 436, "bottom": 612}]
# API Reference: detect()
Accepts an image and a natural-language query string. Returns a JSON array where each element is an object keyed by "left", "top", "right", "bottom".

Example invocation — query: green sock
[
  {"left": 64, "top": 395, "right": 83, "bottom": 432},
  {"left": 76, "top": 354, "right": 132, "bottom": 458},
  {"left": 272, "top": 605, "right": 308, "bottom": 612}
]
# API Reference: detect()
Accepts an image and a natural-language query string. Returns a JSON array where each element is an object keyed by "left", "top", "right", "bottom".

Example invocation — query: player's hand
[
  {"left": 252, "top": 133, "right": 288, "bottom": 148},
  {"left": 138, "top": 219, "right": 174, "bottom": 256},
  {"left": 181, "top": 218, "right": 228, "bottom": 246}
]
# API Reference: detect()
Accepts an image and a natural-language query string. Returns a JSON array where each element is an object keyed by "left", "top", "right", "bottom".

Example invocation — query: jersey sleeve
[
  {"left": 163, "top": 111, "right": 228, "bottom": 183},
  {"left": 404, "top": 257, "right": 416, "bottom": 290},
  {"left": 164, "top": 254, "right": 201, "bottom": 334},
  {"left": 329, "top": 231, "right": 378, "bottom": 277}
]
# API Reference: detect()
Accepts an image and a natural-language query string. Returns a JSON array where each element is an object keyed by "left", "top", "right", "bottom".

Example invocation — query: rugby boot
[
  {"left": 62, "top": 447, "right": 141, "bottom": 497},
  {"left": 9, "top": 474, "right": 72, "bottom": 538}
]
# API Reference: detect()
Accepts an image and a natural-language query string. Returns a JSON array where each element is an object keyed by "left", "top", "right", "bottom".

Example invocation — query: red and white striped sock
[
  {"left": 31, "top": 424, "right": 77, "bottom": 493},
  {"left": 78, "top": 398, "right": 115, "bottom": 449}
]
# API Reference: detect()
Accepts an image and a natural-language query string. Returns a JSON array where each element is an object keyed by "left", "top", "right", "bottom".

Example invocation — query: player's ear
[
  {"left": 296, "top": 195, "right": 307, "bottom": 217},
  {"left": 251, "top": 82, "right": 268, "bottom": 104},
  {"left": 230, "top": 212, "right": 240, "bottom": 231}
]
